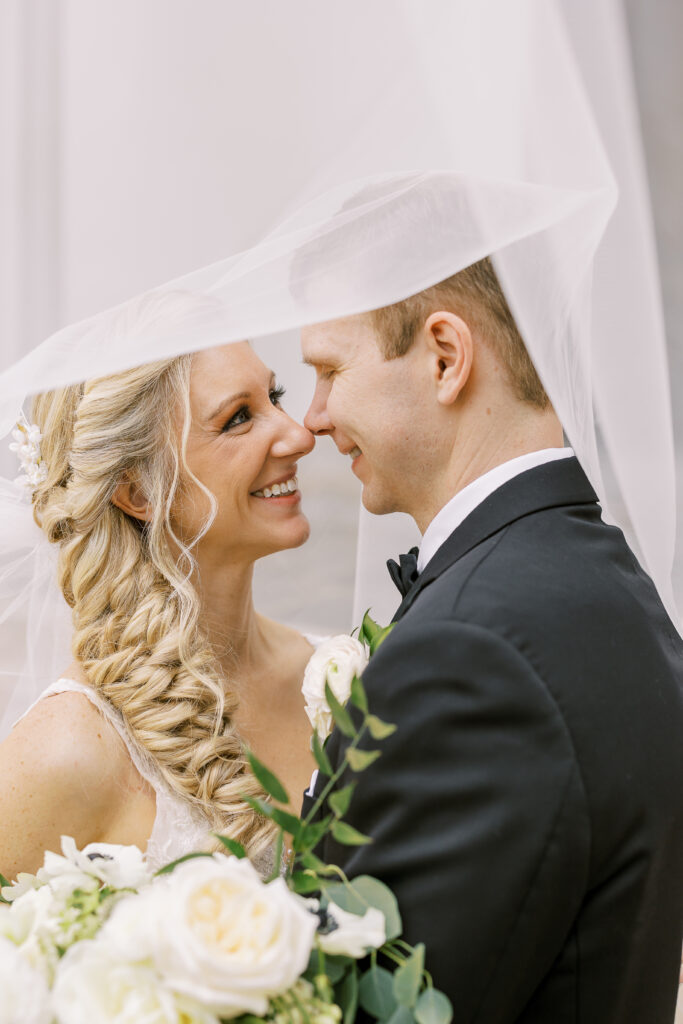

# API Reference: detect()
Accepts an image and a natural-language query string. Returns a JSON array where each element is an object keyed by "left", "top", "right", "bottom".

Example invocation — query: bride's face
[{"left": 173, "top": 342, "right": 314, "bottom": 562}]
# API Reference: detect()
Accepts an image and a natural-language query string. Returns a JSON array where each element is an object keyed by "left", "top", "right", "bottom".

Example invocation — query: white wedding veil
[{"left": 0, "top": 0, "right": 679, "bottom": 738}]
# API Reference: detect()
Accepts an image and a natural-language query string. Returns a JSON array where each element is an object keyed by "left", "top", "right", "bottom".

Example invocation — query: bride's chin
[{"left": 259, "top": 515, "right": 311, "bottom": 554}]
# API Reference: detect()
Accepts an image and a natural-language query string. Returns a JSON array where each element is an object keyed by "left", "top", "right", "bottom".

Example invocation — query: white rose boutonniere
[{"left": 302, "top": 634, "right": 369, "bottom": 742}]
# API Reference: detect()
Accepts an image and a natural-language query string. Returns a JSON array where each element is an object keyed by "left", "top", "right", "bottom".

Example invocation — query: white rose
[
  {"left": 108, "top": 854, "right": 317, "bottom": 1018},
  {"left": 53, "top": 940, "right": 218, "bottom": 1024},
  {"left": 302, "top": 635, "right": 369, "bottom": 741},
  {"left": 308, "top": 899, "right": 386, "bottom": 958},
  {"left": 0, "top": 884, "right": 57, "bottom": 975},
  {"left": 39, "top": 835, "right": 151, "bottom": 891},
  {"left": 0, "top": 935, "right": 52, "bottom": 1024},
  {"left": 97, "top": 885, "right": 159, "bottom": 963}
]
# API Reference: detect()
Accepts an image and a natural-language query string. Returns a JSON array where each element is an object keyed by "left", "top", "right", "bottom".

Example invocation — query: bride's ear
[{"left": 111, "top": 477, "right": 153, "bottom": 523}]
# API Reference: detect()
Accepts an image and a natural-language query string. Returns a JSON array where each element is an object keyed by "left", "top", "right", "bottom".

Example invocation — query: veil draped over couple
[{"left": 0, "top": 1, "right": 682, "bottom": 1020}]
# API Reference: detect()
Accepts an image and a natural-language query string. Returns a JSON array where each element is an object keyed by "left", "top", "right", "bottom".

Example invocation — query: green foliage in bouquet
[
  {"left": 226, "top": 612, "right": 454, "bottom": 1024},
  {"left": 0, "top": 613, "right": 453, "bottom": 1024}
]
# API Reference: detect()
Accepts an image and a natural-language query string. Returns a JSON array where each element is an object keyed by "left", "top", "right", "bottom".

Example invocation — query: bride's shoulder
[{"left": 2, "top": 681, "right": 132, "bottom": 804}]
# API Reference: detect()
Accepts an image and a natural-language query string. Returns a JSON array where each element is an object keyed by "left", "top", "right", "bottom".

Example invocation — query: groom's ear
[{"left": 423, "top": 311, "right": 474, "bottom": 406}]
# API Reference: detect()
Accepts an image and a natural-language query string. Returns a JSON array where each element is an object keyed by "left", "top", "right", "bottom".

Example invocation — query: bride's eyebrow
[{"left": 206, "top": 373, "right": 276, "bottom": 422}]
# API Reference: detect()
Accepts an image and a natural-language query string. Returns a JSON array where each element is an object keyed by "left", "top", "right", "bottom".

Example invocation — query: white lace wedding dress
[{"left": 16, "top": 634, "right": 325, "bottom": 875}]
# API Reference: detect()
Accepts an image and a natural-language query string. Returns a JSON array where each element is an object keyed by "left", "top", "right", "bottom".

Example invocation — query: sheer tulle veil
[{"left": 0, "top": 0, "right": 679, "bottom": 737}]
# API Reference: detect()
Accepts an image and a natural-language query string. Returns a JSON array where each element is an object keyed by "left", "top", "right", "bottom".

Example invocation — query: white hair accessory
[{"left": 9, "top": 413, "right": 48, "bottom": 489}]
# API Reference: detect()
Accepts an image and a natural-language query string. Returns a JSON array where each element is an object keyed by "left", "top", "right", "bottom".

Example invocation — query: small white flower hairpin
[{"left": 9, "top": 412, "right": 48, "bottom": 489}]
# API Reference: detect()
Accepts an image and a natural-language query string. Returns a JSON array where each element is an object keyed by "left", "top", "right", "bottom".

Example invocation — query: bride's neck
[{"left": 192, "top": 555, "right": 266, "bottom": 680}]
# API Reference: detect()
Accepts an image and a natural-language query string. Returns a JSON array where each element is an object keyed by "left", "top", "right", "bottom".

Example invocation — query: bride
[{"left": 0, "top": 294, "right": 319, "bottom": 877}]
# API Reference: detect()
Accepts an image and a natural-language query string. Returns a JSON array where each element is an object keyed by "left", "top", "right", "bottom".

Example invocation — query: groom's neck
[{"left": 411, "top": 408, "right": 564, "bottom": 534}]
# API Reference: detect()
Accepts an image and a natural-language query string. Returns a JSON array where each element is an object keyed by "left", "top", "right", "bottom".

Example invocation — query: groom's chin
[{"left": 360, "top": 485, "right": 399, "bottom": 518}]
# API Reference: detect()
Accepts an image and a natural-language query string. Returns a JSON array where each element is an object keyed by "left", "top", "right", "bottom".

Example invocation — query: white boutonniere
[{"left": 301, "top": 635, "right": 369, "bottom": 743}]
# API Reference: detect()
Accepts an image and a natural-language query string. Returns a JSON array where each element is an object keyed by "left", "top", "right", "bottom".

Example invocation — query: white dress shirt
[{"left": 417, "top": 447, "right": 575, "bottom": 573}]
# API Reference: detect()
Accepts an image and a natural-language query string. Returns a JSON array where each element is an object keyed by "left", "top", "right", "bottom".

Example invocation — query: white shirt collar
[{"left": 417, "top": 447, "right": 575, "bottom": 573}]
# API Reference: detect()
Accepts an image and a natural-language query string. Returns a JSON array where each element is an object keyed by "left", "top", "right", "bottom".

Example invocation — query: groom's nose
[{"left": 304, "top": 382, "right": 334, "bottom": 436}]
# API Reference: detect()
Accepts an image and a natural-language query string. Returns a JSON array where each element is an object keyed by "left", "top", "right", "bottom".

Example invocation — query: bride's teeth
[
  {"left": 254, "top": 476, "right": 298, "bottom": 498},
  {"left": 350, "top": 446, "right": 362, "bottom": 458}
]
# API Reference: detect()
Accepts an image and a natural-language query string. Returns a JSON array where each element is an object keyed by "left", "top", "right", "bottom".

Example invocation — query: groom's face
[{"left": 302, "top": 315, "right": 437, "bottom": 516}]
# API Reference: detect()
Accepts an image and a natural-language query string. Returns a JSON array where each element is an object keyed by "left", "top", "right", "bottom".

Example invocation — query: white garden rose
[
  {"left": 0, "top": 935, "right": 52, "bottom": 1024},
  {"left": 302, "top": 634, "right": 369, "bottom": 741},
  {"left": 106, "top": 854, "right": 317, "bottom": 1018},
  {"left": 39, "top": 835, "right": 151, "bottom": 891},
  {"left": 53, "top": 940, "right": 218, "bottom": 1024},
  {"left": 0, "top": 884, "right": 57, "bottom": 975}
]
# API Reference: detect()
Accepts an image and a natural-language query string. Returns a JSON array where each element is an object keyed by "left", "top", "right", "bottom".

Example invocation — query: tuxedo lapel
[{"left": 392, "top": 457, "right": 597, "bottom": 622}]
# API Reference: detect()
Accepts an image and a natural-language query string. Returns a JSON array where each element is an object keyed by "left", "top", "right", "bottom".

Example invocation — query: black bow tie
[{"left": 386, "top": 546, "right": 420, "bottom": 598}]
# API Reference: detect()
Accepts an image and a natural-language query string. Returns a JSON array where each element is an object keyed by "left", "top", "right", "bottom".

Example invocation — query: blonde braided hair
[{"left": 30, "top": 308, "right": 276, "bottom": 859}]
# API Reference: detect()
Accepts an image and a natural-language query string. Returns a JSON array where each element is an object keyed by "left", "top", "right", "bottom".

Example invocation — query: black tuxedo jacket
[{"left": 302, "top": 457, "right": 683, "bottom": 1023}]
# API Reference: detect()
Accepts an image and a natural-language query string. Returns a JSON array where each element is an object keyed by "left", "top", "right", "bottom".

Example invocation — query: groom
[{"left": 300, "top": 257, "right": 683, "bottom": 1022}]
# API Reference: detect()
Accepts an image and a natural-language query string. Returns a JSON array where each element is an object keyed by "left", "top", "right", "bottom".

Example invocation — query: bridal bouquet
[{"left": 0, "top": 615, "right": 452, "bottom": 1024}]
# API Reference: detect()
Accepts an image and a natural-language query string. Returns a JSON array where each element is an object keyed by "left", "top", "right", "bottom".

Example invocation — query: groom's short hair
[{"left": 368, "top": 257, "right": 550, "bottom": 410}]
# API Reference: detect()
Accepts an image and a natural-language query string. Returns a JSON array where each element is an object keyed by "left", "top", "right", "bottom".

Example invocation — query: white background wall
[{"left": 1, "top": 0, "right": 681, "bottom": 627}]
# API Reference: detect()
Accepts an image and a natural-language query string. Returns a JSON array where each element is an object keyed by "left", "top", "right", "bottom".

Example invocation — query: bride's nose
[{"left": 270, "top": 410, "right": 315, "bottom": 459}]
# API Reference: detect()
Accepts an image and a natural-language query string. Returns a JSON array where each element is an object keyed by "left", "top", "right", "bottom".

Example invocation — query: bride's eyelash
[{"left": 221, "top": 384, "right": 287, "bottom": 432}]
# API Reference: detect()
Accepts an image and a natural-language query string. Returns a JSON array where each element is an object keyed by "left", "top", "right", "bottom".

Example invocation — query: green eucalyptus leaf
[
  {"left": 366, "top": 714, "right": 397, "bottom": 740},
  {"left": 290, "top": 871, "right": 321, "bottom": 894},
  {"left": 294, "top": 815, "right": 333, "bottom": 853},
  {"left": 297, "top": 851, "right": 339, "bottom": 876},
  {"left": 312, "top": 730, "right": 333, "bottom": 776},
  {"left": 359, "top": 965, "right": 397, "bottom": 1019},
  {"left": 242, "top": 794, "right": 276, "bottom": 820},
  {"left": 329, "top": 783, "right": 355, "bottom": 818},
  {"left": 393, "top": 944, "right": 425, "bottom": 1007},
  {"left": 386, "top": 1007, "right": 416, "bottom": 1024},
  {"left": 269, "top": 807, "right": 303, "bottom": 837},
  {"left": 350, "top": 673, "right": 368, "bottom": 713},
  {"left": 304, "top": 946, "right": 323, "bottom": 981},
  {"left": 359, "top": 610, "right": 381, "bottom": 647},
  {"left": 325, "top": 682, "right": 356, "bottom": 738},
  {"left": 213, "top": 835, "right": 247, "bottom": 859},
  {"left": 325, "top": 876, "right": 402, "bottom": 940},
  {"left": 155, "top": 851, "right": 213, "bottom": 876},
  {"left": 414, "top": 988, "right": 453, "bottom": 1024},
  {"left": 346, "top": 747, "right": 381, "bottom": 772},
  {"left": 369, "top": 623, "right": 395, "bottom": 655},
  {"left": 336, "top": 966, "right": 359, "bottom": 1024},
  {"left": 331, "top": 820, "right": 372, "bottom": 846},
  {"left": 246, "top": 749, "right": 290, "bottom": 804},
  {"left": 325, "top": 955, "right": 352, "bottom": 984}
]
